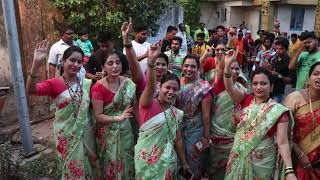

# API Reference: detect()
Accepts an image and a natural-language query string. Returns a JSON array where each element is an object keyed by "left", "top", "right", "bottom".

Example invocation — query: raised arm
[
  {"left": 288, "top": 44, "right": 304, "bottom": 70},
  {"left": 223, "top": 48, "right": 246, "bottom": 104},
  {"left": 215, "top": 51, "right": 225, "bottom": 80},
  {"left": 199, "top": 46, "right": 213, "bottom": 75},
  {"left": 139, "top": 42, "right": 162, "bottom": 107},
  {"left": 26, "top": 40, "right": 50, "bottom": 94},
  {"left": 121, "top": 18, "right": 144, "bottom": 84}
]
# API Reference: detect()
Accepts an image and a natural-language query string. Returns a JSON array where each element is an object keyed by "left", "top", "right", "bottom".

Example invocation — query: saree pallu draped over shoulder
[
  {"left": 134, "top": 107, "right": 183, "bottom": 180},
  {"left": 176, "top": 79, "right": 212, "bottom": 178},
  {"left": 95, "top": 78, "right": 136, "bottom": 180},
  {"left": 225, "top": 99, "right": 293, "bottom": 180},
  {"left": 53, "top": 78, "right": 101, "bottom": 180},
  {"left": 294, "top": 99, "right": 320, "bottom": 180},
  {"left": 208, "top": 82, "right": 246, "bottom": 179}
]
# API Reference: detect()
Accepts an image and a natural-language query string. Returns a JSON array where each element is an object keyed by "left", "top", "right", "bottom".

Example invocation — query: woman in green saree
[
  {"left": 119, "top": 19, "right": 190, "bottom": 179},
  {"left": 27, "top": 41, "right": 100, "bottom": 179},
  {"left": 91, "top": 51, "right": 136, "bottom": 179},
  {"left": 208, "top": 45, "right": 247, "bottom": 179},
  {"left": 222, "top": 49, "right": 297, "bottom": 180}
]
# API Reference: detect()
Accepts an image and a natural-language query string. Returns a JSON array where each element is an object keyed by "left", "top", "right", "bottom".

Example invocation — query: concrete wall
[
  {"left": 0, "top": 4, "right": 11, "bottom": 86},
  {"left": 148, "top": 6, "right": 184, "bottom": 43},
  {"left": 200, "top": 2, "right": 260, "bottom": 37},
  {"left": 0, "top": 2, "right": 19, "bottom": 127},
  {"left": 199, "top": 2, "right": 218, "bottom": 29},
  {"left": 277, "top": 5, "right": 316, "bottom": 35}
]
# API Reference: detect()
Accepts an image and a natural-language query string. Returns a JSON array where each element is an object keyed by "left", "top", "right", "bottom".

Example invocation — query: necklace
[
  {"left": 62, "top": 76, "right": 83, "bottom": 118},
  {"left": 158, "top": 99, "right": 176, "bottom": 138},
  {"left": 243, "top": 97, "right": 272, "bottom": 130},
  {"left": 106, "top": 77, "right": 121, "bottom": 93}
]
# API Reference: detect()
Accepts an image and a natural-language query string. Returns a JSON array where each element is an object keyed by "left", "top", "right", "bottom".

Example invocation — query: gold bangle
[
  {"left": 224, "top": 73, "right": 232, "bottom": 78},
  {"left": 112, "top": 116, "right": 115, "bottom": 121}
]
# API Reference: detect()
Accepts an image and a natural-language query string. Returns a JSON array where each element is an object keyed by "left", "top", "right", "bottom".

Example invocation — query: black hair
[
  {"left": 291, "top": 33, "right": 298, "bottom": 38},
  {"left": 267, "top": 33, "right": 275, "bottom": 43},
  {"left": 216, "top": 25, "right": 225, "bottom": 31},
  {"left": 134, "top": 25, "right": 148, "bottom": 33},
  {"left": 78, "top": 27, "right": 89, "bottom": 36},
  {"left": 172, "top": 36, "right": 183, "bottom": 45},
  {"left": 255, "top": 39, "right": 262, "bottom": 46},
  {"left": 166, "top": 26, "right": 178, "bottom": 34},
  {"left": 182, "top": 55, "right": 200, "bottom": 69},
  {"left": 59, "top": 24, "right": 74, "bottom": 36},
  {"left": 257, "top": 30, "right": 265, "bottom": 34},
  {"left": 309, "top": 61, "right": 320, "bottom": 77},
  {"left": 274, "top": 36, "right": 289, "bottom": 50},
  {"left": 102, "top": 51, "right": 122, "bottom": 66},
  {"left": 209, "top": 29, "right": 216, "bottom": 35},
  {"left": 300, "top": 31, "right": 318, "bottom": 41},
  {"left": 60, "top": 46, "right": 84, "bottom": 75},
  {"left": 98, "top": 30, "right": 113, "bottom": 43},
  {"left": 62, "top": 46, "right": 84, "bottom": 61},
  {"left": 197, "top": 33, "right": 205, "bottom": 39},
  {"left": 158, "top": 53, "right": 169, "bottom": 65},
  {"left": 160, "top": 73, "right": 180, "bottom": 88},
  {"left": 250, "top": 67, "right": 274, "bottom": 85}
]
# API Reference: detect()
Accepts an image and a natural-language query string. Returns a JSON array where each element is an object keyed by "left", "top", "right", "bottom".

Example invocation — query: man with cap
[{"left": 288, "top": 31, "right": 320, "bottom": 89}]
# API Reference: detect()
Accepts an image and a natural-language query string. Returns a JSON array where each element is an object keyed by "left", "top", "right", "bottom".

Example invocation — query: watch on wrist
[{"left": 277, "top": 74, "right": 283, "bottom": 79}]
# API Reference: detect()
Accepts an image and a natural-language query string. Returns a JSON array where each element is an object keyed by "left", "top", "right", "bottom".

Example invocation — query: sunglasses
[{"left": 65, "top": 32, "right": 74, "bottom": 35}]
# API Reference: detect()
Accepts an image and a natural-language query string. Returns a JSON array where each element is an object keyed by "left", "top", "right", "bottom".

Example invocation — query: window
[{"left": 290, "top": 7, "right": 305, "bottom": 31}]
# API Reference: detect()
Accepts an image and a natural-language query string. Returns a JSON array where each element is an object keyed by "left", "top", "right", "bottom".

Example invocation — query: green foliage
[
  {"left": 178, "top": 0, "right": 200, "bottom": 31},
  {"left": 49, "top": 0, "right": 174, "bottom": 37}
]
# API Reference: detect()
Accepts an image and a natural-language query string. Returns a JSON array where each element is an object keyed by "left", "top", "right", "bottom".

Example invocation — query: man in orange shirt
[{"left": 233, "top": 30, "right": 245, "bottom": 68}]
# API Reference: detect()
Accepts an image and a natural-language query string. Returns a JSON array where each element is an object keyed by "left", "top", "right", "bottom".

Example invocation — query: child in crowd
[{"left": 76, "top": 27, "right": 94, "bottom": 65}]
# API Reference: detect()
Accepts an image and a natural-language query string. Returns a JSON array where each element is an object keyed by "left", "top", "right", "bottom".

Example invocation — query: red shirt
[
  {"left": 202, "top": 57, "right": 216, "bottom": 73},
  {"left": 35, "top": 78, "right": 68, "bottom": 100},
  {"left": 90, "top": 82, "right": 115, "bottom": 106},
  {"left": 138, "top": 99, "right": 163, "bottom": 127}
]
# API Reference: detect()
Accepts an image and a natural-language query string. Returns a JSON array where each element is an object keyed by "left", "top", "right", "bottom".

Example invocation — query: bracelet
[
  {"left": 147, "top": 62, "right": 156, "bottom": 68},
  {"left": 224, "top": 73, "right": 232, "bottom": 78},
  {"left": 285, "top": 166, "right": 293, "bottom": 170},
  {"left": 285, "top": 170, "right": 294, "bottom": 176},
  {"left": 298, "top": 152, "right": 304, "bottom": 159},
  {"left": 28, "top": 72, "right": 39, "bottom": 79},
  {"left": 123, "top": 42, "right": 132, "bottom": 48},
  {"left": 112, "top": 116, "right": 115, "bottom": 122}
]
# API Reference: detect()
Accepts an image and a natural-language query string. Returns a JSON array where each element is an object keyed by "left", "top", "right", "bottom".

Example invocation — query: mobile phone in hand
[{"left": 179, "top": 168, "right": 194, "bottom": 180}]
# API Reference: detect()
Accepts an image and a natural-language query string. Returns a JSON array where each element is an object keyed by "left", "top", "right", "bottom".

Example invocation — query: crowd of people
[{"left": 25, "top": 17, "right": 320, "bottom": 180}]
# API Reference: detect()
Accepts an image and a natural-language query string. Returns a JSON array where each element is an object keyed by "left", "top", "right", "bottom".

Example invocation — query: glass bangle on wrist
[{"left": 147, "top": 63, "right": 156, "bottom": 68}]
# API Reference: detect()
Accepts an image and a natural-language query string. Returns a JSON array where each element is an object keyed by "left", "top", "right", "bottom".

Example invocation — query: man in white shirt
[
  {"left": 123, "top": 25, "right": 150, "bottom": 73},
  {"left": 48, "top": 25, "right": 75, "bottom": 78},
  {"left": 176, "top": 23, "right": 188, "bottom": 55}
]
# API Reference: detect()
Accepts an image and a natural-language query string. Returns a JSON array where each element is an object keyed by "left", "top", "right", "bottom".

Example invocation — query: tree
[{"left": 49, "top": 0, "right": 173, "bottom": 38}]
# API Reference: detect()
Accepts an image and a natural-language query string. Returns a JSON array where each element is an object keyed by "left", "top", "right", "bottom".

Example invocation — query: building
[{"left": 199, "top": 0, "right": 318, "bottom": 37}]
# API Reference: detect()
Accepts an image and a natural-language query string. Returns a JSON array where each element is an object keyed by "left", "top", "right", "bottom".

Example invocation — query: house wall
[{"left": 277, "top": 5, "right": 316, "bottom": 35}]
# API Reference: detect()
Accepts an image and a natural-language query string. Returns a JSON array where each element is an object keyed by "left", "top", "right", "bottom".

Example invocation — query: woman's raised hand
[
  {"left": 148, "top": 40, "right": 163, "bottom": 64},
  {"left": 33, "top": 40, "right": 49, "bottom": 64},
  {"left": 224, "top": 47, "right": 238, "bottom": 66},
  {"left": 121, "top": 17, "right": 132, "bottom": 38}
]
